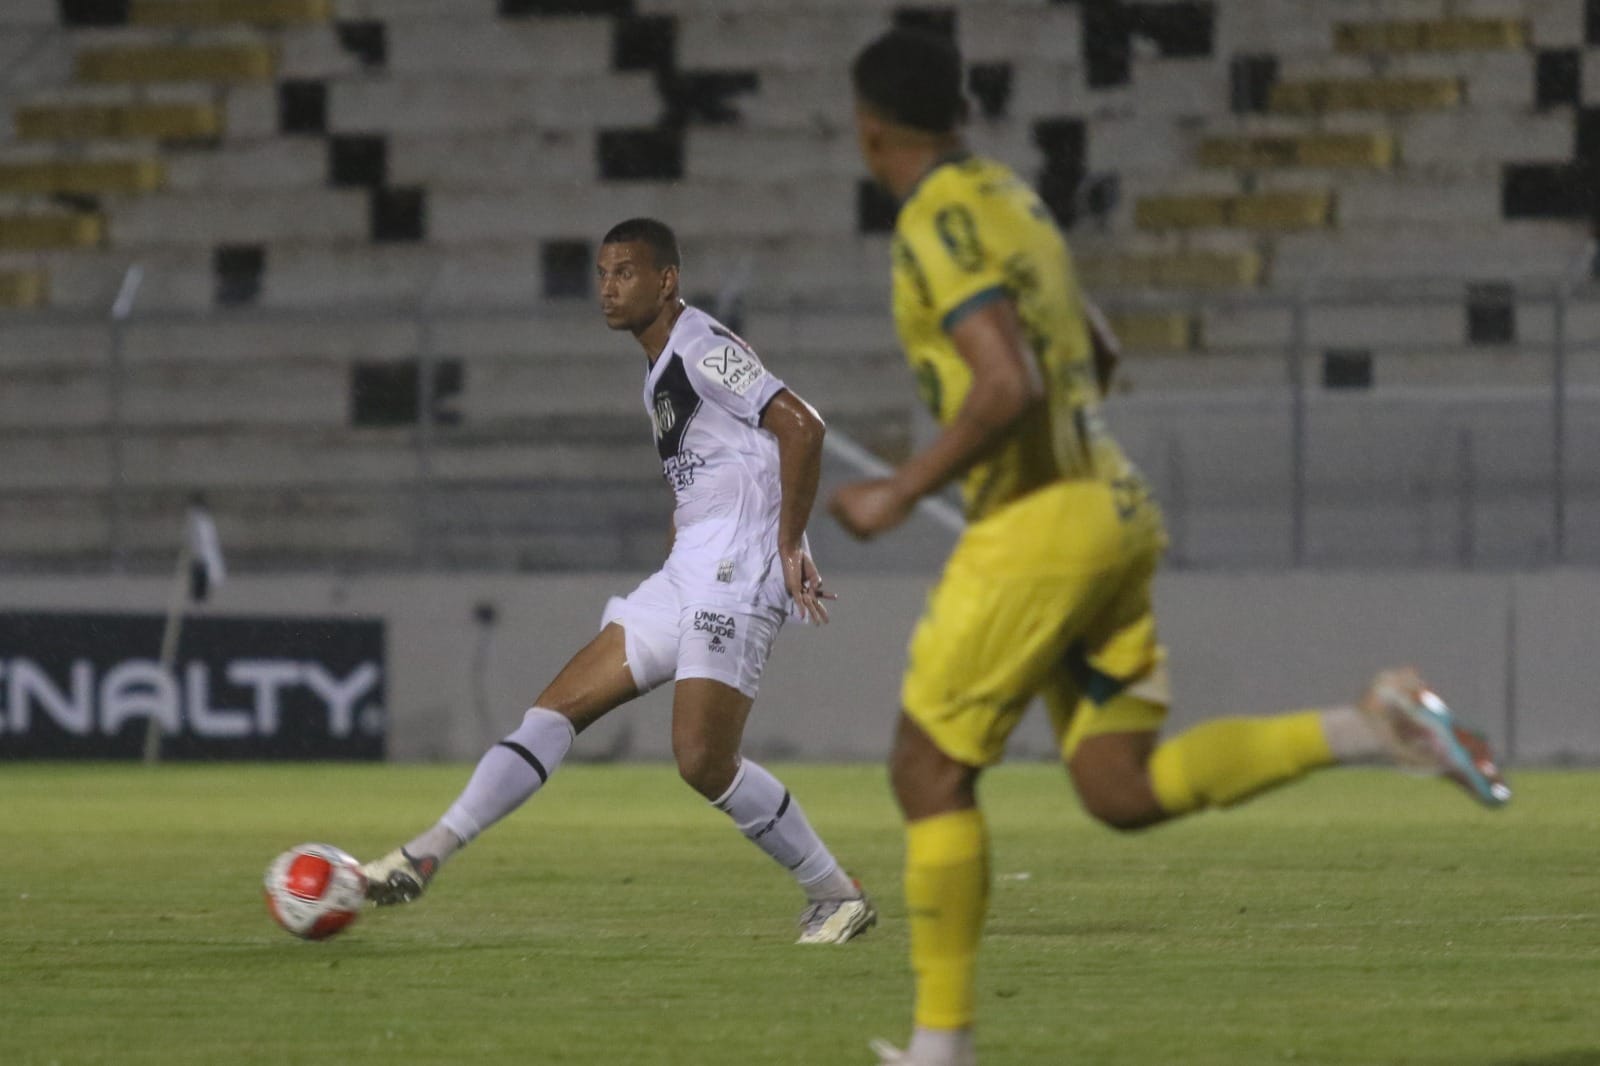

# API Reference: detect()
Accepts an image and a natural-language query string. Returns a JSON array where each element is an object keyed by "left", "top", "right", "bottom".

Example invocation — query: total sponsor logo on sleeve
[
  {"left": 698, "top": 346, "right": 766, "bottom": 397},
  {"left": 692, "top": 609, "right": 737, "bottom": 654}
]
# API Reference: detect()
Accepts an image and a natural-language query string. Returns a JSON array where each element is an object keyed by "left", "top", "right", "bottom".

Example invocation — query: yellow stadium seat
[
  {"left": 1134, "top": 196, "right": 1229, "bottom": 230},
  {"left": 1198, "top": 132, "right": 1394, "bottom": 169},
  {"left": 1079, "top": 251, "right": 1263, "bottom": 289},
  {"left": 1335, "top": 18, "right": 1526, "bottom": 53},
  {"left": 1136, "top": 192, "right": 1332, "bottom": 232},
  {"left": 1270, "top": 77, "right": 1460, "bottom": 114},
  {"left": 0, "top": 158, "right": 165, "bottom": 195},
  {"left": 14, "top": 103, "right": 224, "bottom": 141},
  {"left": 0, "top": 268, "right": 48, "bottom": 309},
  {"left": 1108, "top": 311, "right": 1195, "bottom": 352},
  {"left": 1233, "top": 191, "right": 1332, "bottom": 229},
  {"left": 131, "top": 0, "right": 332, "bottom": 26},
  {"left": 1078, "top": 254, "right": 1156, "bottom": 288},
  {"left": 0, "top": 214, "right": 104, "bottom": 250},
  {"left": 76, "top": 44, "right": 277, "bottom": 84}
]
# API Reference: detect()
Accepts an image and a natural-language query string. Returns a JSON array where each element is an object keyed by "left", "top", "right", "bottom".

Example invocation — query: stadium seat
[
  {"left": 1269, "top": 76, "right": 1462, "bottom": 114},
  {"left": 1199, "top": 304, "right": 1295, "bottom": 351},
  {"left": 0, "top": 157, "right": 166, "bottom": 194},
  {"left": 129, "top": 0, "right": 333, "bottom": 27},
  {"left": 1108, "top": 311, "right": 1196, "bottom": 352},
  {"left": 13, "top": 101, "right": 224, "bottom": 140},
  {"left": 384, "top": 17, "right": 612, "bottom": 77},
  {"left": 109, "top": 188, "right": 367, "bottom": 244},
  {"left": 1135, "top": 191, "right": 1335, "bottom": 231},
  {"left": 0, "top": 267, "right": 48, "bottom": 308},
  {"left": 1271, "top": 226, "right": 1592, "bottom": 283},
  {"left": 75, "top": 43, "right": 279, "bottom": 84},
  {"left": 1078, "top": 250, "right": 1263, "bottom": 290},
  {"left": 15, "top": 247, "right": 213, "bottom": 311},
  {"left": 327, "top": 73, "right": 658, "bottom": 134},
  {"left": 1333, "top": 17, "right": 1527, "bottom": 54},
  {"left": 388, "top": 129, "right": 593, "bottom": 189},
  {"left": 0, "top": 212, "right": 105, "bottom": 250},
  {"left": 1197, "top": 132, "right": 1394, "bottom": 170},
  {"left": 1334, "top": 174, "right": 1500, "bottom": 228},
  {"left": 163, "top": 138, "right": 325, "bottom": 191}
]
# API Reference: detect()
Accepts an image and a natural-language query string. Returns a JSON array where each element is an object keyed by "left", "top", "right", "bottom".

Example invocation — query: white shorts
[{"left": 601, "top": 570, "right": 785, "bottom": 699}]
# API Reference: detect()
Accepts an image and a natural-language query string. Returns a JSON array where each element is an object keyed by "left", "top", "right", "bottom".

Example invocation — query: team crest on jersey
[
  {"left": 935, "top": 205, "right": 985, "bottom": 273},
  {"left": 652, "top": 393, "right": 676, "bottom": 438},
  {"left": 651, "top": 354, "right": 702, "bottom": 463},
  {"left": 698, "top": 345, "right": 766, "bottom": 397}
]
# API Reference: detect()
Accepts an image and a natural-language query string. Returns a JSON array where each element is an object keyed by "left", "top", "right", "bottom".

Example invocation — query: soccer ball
[{"left": 263, "top": 843, "right": 367, "bottom": 940}]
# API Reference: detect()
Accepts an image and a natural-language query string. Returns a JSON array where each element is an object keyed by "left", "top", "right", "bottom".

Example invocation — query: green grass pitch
[{"left": 2, "top": 762, "right": 1597, "bottom": 1065}]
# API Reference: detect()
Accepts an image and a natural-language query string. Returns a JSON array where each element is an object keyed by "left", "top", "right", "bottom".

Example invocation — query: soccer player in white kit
[{"left": 360, "top": 218, "right": 878, "bottom": 944}]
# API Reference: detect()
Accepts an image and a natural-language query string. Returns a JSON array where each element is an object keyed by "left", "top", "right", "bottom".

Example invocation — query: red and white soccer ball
[{"left": 263, "top": 843, "right": 367, "bottom": 941}]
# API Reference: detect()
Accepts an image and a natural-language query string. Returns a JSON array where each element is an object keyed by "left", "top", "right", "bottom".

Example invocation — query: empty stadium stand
[{"left": 0, "top": 0, "right": 1596, "bottom": 572}]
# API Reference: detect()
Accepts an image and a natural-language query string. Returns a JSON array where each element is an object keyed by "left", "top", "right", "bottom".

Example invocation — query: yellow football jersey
[{"left": 890, "top": 154, "right": 1139, "bottom": 521}]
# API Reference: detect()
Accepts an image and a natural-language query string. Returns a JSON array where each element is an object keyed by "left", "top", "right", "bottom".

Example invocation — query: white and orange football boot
[{"left": 1360, "top": 667, "right": 1511, "bottom": 808}]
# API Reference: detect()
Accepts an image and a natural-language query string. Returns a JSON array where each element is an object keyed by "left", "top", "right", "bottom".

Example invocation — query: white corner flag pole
[
  {"left": 142, "top": 537, "right": 191, "bottom": 765},
  {"left": 143, "top": 502, "right": 226, "bottom": 765}
]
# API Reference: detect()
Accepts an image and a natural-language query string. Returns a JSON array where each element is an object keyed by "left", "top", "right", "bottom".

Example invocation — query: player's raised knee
[
  {"left": 1075, "top": 787, "right": 1164, "bottom": 832},
  {"left": 1069, "top": 757, "right": 1167, "bottom": 831},
  {"left": 674, "top": 743, "right": 737, "bottom": 799}
]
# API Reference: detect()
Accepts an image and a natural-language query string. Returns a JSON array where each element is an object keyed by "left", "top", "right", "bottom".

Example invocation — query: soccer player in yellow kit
[{"left": 829, "top": 29, "right": 1512, "bottom": 1066}]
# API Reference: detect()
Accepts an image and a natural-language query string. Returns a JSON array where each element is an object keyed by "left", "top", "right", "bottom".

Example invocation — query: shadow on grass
[{"left": 1490, "top": 1053, "right": 1600, "bottom": 1066}]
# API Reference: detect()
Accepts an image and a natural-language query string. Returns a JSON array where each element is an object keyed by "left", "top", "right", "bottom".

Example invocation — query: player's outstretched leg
[
  {"left": 673, "top": 677, "right": 876, "bottom": 943},
  {"left": 364, "top": 706, "right": 576, "bottom": 905},
  {"left": 362, "top": 624, "right": 637, "bottom": 906},
  {"left": 1075, "top": 666, "right": 1510, "bottom": 831},
  {"left": 711, "top": 757, "right": 877, "bottom": 943}
]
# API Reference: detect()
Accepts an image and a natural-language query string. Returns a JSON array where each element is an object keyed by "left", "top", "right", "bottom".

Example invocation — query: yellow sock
[
  {"left": 905, "top": 808, "right": 988, "bottom": 1031},
  {"left": 1147, "top": 712, "right": 1334, "bottom": 816}
]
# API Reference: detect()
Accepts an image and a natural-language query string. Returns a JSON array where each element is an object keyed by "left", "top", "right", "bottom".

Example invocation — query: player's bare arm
[
  {"left": 829, "top": 297, "right": 1042, "bottom": 540},
  {"left": 760, "top": 387, "right": 835, "bottom": 624}
]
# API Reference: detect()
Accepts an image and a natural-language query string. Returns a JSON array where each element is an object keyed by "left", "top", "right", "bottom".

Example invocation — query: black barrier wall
[{"left": 0, "top": 612, "right": 386, "bottom": 760}]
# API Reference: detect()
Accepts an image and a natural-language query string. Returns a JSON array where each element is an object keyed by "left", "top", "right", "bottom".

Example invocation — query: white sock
[
  {"left": 1320, "top": 705, "right": 1389, "bottom": 764},
  {"left": 711, "top": 758, "right": 857, "bottom": 901},
  {"left": 408, "top": 707, "right": 575, "bottom": 862},
  {"left": 909, "top": 1026, "right": 975, "bottom": 1063}
]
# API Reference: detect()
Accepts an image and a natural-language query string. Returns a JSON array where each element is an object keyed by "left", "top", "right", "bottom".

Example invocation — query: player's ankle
[
  {"left": 799, "top": 864, "right": 859, "bottom": 902},
  {"left": 909, "top": 1025, "right": 974, "bottom": 1062},
  {"left": 1320, "top": 704, "right": 1388, "bottom": 764},
  {"left": 404, "top": 823, "right": 465, "bottom": 867}
]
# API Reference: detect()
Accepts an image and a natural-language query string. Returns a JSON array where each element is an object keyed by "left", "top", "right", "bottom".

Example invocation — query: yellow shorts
[{"left": 901, "top": 479, "right": 1170, "bottom": 768}]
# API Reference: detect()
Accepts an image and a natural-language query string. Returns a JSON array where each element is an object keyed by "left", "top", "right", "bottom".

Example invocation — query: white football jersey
[{"left": 643, "top": 305, "right": 798, "bottom": 612}]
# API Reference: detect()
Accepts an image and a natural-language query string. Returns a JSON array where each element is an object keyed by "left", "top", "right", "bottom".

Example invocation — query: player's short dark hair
[
  {"left": 601, "top": 217, "right": 681, "bottom": 270},
  {"left": 851, "top": 28, "right": 967, "bottom": 134}
]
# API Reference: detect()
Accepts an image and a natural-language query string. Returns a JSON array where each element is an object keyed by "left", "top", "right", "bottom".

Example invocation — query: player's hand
[
  {"left": 828, "top": 478, "right": 915, "bottom": 541},
  {"left": 780, "top": 546, "right": 836, "bottom": 625}
]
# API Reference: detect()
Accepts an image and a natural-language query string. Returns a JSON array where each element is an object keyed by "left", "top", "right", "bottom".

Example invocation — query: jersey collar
[{"left": 903, "top": 148, "right": 974, "bottom": 205}]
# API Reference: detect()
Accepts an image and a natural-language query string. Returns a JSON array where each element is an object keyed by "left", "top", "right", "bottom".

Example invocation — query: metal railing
[{"left": 1097, "top": 248, "right": 1600, "bottom": 570}]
